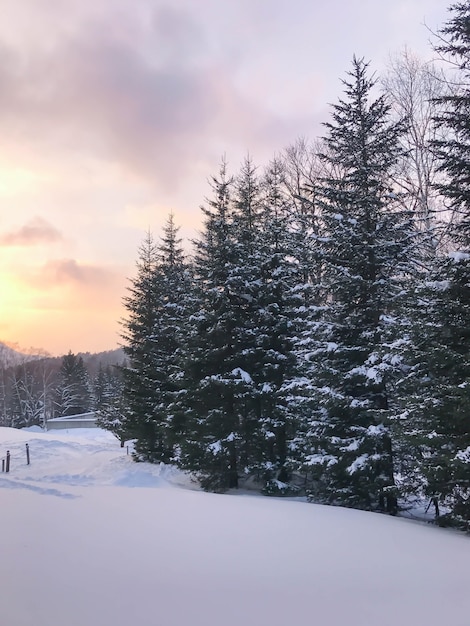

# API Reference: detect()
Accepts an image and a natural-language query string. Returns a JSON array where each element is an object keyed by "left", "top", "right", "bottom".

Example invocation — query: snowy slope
[{"left": 0, "top": 427, "right": 469, "bottom": 626}]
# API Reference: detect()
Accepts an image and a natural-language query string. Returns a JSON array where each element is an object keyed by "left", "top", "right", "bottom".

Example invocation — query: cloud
[
  {"left": 0, "top": 4, "right": 309, "bottom": 190},
  {"left": 0, "top": 217, "right": 63, "bottom": 246},
  {"left": 35, "top": 258, "right": 118, "bottom": 288},
  {"left": 16, "top": 257, "right": 127, "bottom": 318}
]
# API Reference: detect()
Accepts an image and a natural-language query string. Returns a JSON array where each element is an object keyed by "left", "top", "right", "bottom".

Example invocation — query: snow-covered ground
[{"left": 0, "top": 427, "right": 469, "bottom": 626}]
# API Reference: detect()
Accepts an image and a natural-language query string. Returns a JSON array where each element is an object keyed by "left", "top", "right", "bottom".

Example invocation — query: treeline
[
  {"left": 0, "top": 349, "right": 124, "bottom": 428},
  {"left": 100, "top": 5, "right": 470, "bottom": 526}
]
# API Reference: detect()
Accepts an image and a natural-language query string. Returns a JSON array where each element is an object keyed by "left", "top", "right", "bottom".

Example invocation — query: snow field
[{"left": 0, "top": 427, "right": 469, "bottom": 626}]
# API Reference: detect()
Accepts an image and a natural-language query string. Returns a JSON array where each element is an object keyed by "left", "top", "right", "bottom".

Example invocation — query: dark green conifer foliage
[
  {"left": 394, "top": 256, "right": 470, "bottom": 522},
  {"left": 395, "top": 3, "right": 470, "bottom": 524},
  {"left": 120, "top": 220, "right": 190, "bottom": 463},
  {"left": 94, "top": 364, "right": 121, "bottom": 411},
  {"left": 180, "top": 158, "right": 310, "bottom": 493},
  {"left": 95, "top": 364, "right": 128, "bottom": 445},
  {"left": 178, "top": 159, "right": 243, "bottom": 490},
  {"left": 433, "top": 0, "right": 470, "bottom": 245},
  {"left": 153, "top": 214, "right": 192, "bottom": 458},
  {"left": 308, "top": 58, "right": 413, "bottom": 511},
  {"left": 56, "top": 352, "right": 92, "bottom": 416},
  {"left": 120, "top": 232, "right": 162, "bottom": 458},
  {"left": 253, "top": 159, "right": 306, "bottom": 487},
  {"left": 223, "top": 157, "right": 265, "bottom": 478}
]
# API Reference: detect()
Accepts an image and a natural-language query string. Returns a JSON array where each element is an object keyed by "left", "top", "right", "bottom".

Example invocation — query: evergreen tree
[
  {"left": 120, "top": 222, "right": 190, "bottom": 463},
  {"left": 56, "top": 352, "right": 92, "bottom": 416},
  {"left": 178, "top": 159, "right": 244, "bottom": 490},
  {"left": 253, "top": 158, "right": 307, "bottom": 489},
  {"left": 150, "top": 213, "right": 192, "bottom": 459},
  {"left": 179, "top": 158, "right": 309, "bottom": 492},
  {"left": 433, "top": 0, "right": 470, "bottom": 244},
  {"left": 394, "top": 2, "right": 470, "bottom": 524},
  {"left": 222, "top": 157, "right": 266, "bottom": 480},
  {"left": 95, "top": 370, "right": 128, "bottom": 446},
  {"left": 393, "top": 256, "right": 470, "bottom": 523},
  {"left": 94, "top": 363, "right": 127, "bottom": 444},
  {"left": 119, "top": 232, "right": 163, "bottom": 457},
  {"left": 306, "top": 58, "right": 413, "bottom": 511},
  {"left": 93, "top": 364, "right": 118, "bottom": 411}
]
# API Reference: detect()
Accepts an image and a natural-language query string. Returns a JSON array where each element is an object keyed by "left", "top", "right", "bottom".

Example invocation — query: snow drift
[{"left": 0, "top": 427, "right": 468, "bottom": 626}]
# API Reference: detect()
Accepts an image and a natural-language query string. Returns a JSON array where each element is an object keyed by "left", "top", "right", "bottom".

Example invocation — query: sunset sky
[{"left": 0, "top": 0, "right": 448, "bottom": 356}]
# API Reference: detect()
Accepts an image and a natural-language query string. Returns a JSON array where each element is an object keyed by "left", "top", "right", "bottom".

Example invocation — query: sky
[{"left": 0, "top": 0, "right": 449, "bottom": 356}]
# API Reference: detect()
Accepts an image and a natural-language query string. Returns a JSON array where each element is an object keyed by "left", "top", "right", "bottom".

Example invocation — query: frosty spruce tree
[
  {"left": 177, "top": 159, "right": 243, "bottom": 490},
  {"left": 56, "top": 352, "right": 92, "bottom": 416},
  {"left": 119, "top": 232, "right": 163, "bottom": 459},
  {"left": 178, "top": 158, "right": 305, "bottom": 491},
  {"left": 395, "top": 1, "right": 470, "bottom": 525},
  {"left": 119, "top": 222, "right": 190, "bottom": 463},
  {"left": 305, "top": 57, "right": 415, "bottom": 511}
]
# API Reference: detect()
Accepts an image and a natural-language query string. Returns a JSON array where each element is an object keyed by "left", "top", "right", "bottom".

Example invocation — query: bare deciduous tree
[{"left": 382, "top": 48, "right": 452, "bottom": 254}]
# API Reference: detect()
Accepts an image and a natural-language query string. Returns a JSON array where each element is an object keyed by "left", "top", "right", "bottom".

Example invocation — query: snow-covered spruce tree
[
  {"left": 280, "top": 140, "right": 345, "bottom": 491},
  {"left": 151, "top": 213, "right": 193, "bottom": 459},
  {"left": 119, "top": 232, "right": 162, "bottom": 455},
  {"left": 306, "top": 58, "right": 415, "bottom": 511},
  {"left": 178, "top": 159, "right": 244, "bottom": 490},
  {"left": 96, "top": 389, "right": 128, "bottom": 446},
  {"left": 120, "top": 221, "right": 190, "bottom": 462},
  {"left": 55, "top": 352, "right": 92, "bottom": 417},
  {"left": 252, "top": 158, "right": 309, "bottom": 491},
  {"left": 433, "top": 0, "right": 470, "bottom": 244},
  {"left": 179, "top": 157, "right": 312, "bottom": 493},
  {"left": 394, "top": 2, "right": 470, "bottom": 524},
  {"left": 217, "top": 156, "right": 265, "bottom": 481},
  {"left": 95, "top": 364, "right": 127, "bottom": 445},
  {"left": 392, "top": 259, "right": 470, "bottom": 524},
  {"left": 94, "top": 364, "right": 120, "bottom": 411}
]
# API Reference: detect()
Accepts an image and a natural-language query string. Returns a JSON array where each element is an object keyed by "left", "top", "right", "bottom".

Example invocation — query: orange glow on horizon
[{"left": 0, "top": 272, "right": 124, "bottom": 356}]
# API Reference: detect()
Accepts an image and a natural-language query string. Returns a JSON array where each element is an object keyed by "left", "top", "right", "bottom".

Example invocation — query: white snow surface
[{"left": 0, "top": 427, "right": 469, "bottom": 626}]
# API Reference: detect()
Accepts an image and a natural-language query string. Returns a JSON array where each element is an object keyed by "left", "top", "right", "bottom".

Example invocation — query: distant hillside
[
  {"left": 0, "top": 342, "right": 125, "bottom": 371},
  {"left": 77, "top": 348, "right": 127, "bottom": 377},
  {"left": 0, "top": 341, "right": 49, "bottom": 368}
]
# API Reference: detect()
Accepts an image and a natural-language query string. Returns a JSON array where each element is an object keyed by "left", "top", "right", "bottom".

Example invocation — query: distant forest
[{"left": 0, "top": 346, "right": 125, "bottom": 426}]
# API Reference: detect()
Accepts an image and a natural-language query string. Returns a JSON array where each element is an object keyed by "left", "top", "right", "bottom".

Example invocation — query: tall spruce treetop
[
  {"left": 157, "top": 213, "right": 189, "bottom": 377},
  {"left": 179, "top": 159, "right": 244, "bottom": 490},
  {"left": 254, "top": 158, "right": 307, "bottom": 487},
  {"left": 119, "top": 220, "right": 191, "bottom": 462},
  {"left": 319, "top": 58, "right": 411, "bottom": 330},
  {"left": 120, "top": 231, "right": 162, "bottom": 456},
  {"left": 308, "top": 58, "right": 413, "bottom": 510},
  {"left": 433, "top": 1, "right": 470, "bottom": 246},
  {"left": 152, "top": 213, "right": 192, "bottom": 458}
]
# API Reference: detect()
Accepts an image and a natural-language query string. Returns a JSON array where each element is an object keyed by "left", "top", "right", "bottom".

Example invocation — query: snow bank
[{"left": 0, "top": 427, "right": 469, "bottom": 626}]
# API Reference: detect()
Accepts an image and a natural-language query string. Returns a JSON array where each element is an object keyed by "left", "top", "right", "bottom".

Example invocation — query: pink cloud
[
  {"left": 35, "top": 258, "right": 117, "bottom": 288},
  {"left": 0, "top": 217, "right": 63, "bottom": 246},
  {"left": 0, "top": 5, "right": 313, "bottom": 190}
]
